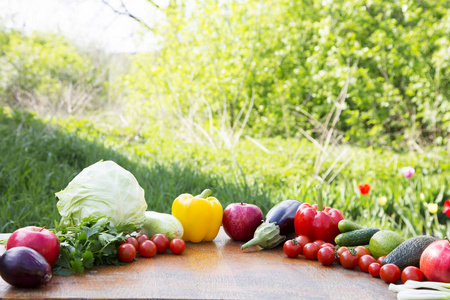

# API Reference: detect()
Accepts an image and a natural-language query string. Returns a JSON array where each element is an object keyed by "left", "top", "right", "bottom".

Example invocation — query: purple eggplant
[
  {"left": 0, "top": 246, "right": 52, "bottom": 287},
  {"left": 265, "top": 199, "right": 302, "bottom": 236}
]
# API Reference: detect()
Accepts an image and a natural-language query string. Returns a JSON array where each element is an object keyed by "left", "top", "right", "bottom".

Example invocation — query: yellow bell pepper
[{"left": 171, "top": 189, "right": 223, "bottom": 243}]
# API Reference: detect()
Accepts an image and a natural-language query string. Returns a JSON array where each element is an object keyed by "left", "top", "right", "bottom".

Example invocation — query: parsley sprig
[{"left": 52, "top": 216, "right": 135, "bottom": 276}]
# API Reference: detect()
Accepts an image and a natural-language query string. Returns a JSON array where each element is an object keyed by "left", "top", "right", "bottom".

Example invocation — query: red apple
[
  {"left": 6, "top": 226, "right": 60, "bottom": 267},
  {"left": 222, "top": 203, "right": 264, "bottom": 241},
  {"left": 419, "top": 238, "right": 450, "bottom": 283}
]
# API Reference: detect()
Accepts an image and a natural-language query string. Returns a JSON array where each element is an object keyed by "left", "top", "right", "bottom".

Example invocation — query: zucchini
[
  {"left": 335, "top": 227, "right": 380, "bottom": 246},
  {"left": 140, "top": 211, "right": 184, "bottom": 240},
  {"left": 338, "top": 219, "right": 364, "bottom": 233}
]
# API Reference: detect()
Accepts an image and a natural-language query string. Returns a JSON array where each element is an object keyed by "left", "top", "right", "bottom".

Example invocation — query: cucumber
[
  {"left": 382, "top": 235, "right": 437, "bottom": 269},
  {"left": 338, "top": 219, "right": 364, "bottom": 233},
  {"left": 335, "top": 227, "right": 380, "bottom": 246},
  {"left": 140, "top": 211, "right": 184, "bottom": 240}
]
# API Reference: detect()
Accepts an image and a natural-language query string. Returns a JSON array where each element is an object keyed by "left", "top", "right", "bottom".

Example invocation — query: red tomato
[
  {"left": 313, "top": 240, "right": 325, "bottom": 247},
  {"left": 303, "top": 243, "right": 320, "bottom": 260},
  {"left": 117, "top": 243, "right": 137, "bottom": 263},
  {"left": 317, "top": 247, "right": 335, "bottom": 266},
  {"left": 336, "top": 246, "right": 349, "bottom": 263},
  {"left": 380, "top": 264, "right": 401, "bottom": 283},
  {"left": 137, "top": 234, "right": 149, "bottom": 246},
  {"left": 126, "top": 237, "right": 139, "bottom": 250},
  {"left": 377, "top": 256, "right": 386, "bottom": 264},
  {"left": 283, "top": 239, "right": 302, "bottom": 258},
  {"left": 354, "top": 246, "right": 371, "bottom": 259},
  {"left": 151, "top": 234, "right": 170, "bottom": 254},
  {"left": 368, "top": 262, "right": 381, "bottom": 277},
  {"left": 340, "top": 251, "right": 358, "bottom": 269},
  {"left": 138, "top": 240, "right": 157, "bottom": 258},
  {"left": 169, "top": 239, "right": 186, "bottom": 255},
  {"left": 401, "top": 266, "right": 423, "bottom": 284},
  {"left": 358, "top": 255, "right": 377, "bottom": 272},
  {"left": 295, "top": 235, "right": 311, "bottom": 254},
  {"left": 320, "top": 243, "right": 335, "bottom": 249}
]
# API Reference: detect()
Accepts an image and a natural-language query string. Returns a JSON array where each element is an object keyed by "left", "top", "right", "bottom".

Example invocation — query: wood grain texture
[{"left": 0, "top": 229, "right": 396, "bottom": 299}]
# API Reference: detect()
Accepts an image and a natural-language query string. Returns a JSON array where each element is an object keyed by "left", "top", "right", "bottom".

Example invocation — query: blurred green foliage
[{"left": 118, "top": 0, "right": 449, "bottom": 148}]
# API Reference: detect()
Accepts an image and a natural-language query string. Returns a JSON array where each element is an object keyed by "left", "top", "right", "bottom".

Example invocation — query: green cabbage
[{"left": 55, "top": 160, "right": 147, "bottom": 229}]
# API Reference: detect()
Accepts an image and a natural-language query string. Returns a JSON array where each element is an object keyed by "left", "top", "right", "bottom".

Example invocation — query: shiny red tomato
[
  {"left": 169, "top": 239, "right": 186, "bottom": 255},
  {"left": 138, "top": 240, "right": 157, "bottom": 258},
  {"left": 295, "top": 235, "right": 311, "bottom": 254},
  {"left": 354, "top": 246, "right": 371, "bottom": 259},
  {"left": 313, "top": 240, "right": 325, "bottom": 247},
  {"left": 317, "top": 247, "right": 335, "bottom": 266},
  {"left": 358, "top": 255, "right": 377, "bottom": 272},
  {"left": 283, "top": 239, "right": 302, "bottom": 258},
  {"left": 401, "top": 266, "right": 423, "bottom": 283},
  {"left": 380, "top": 264, "right": 401, "bottom": 283},
  {"left": 340, "top": 251, "right": 358, "bottom": 269},
  {"left": 368, "top": 262, "right": 381, "bottom": 277},
  {"left": 126, "top": 237, "right": 139, "bottom": 250},
  {"left": 303, "top": 243, "right": 320, "bottom": 260},
  {"left": 377, "top": 256, "right": 386, "bottom": 264},
  {"left": 137, "top": 234, "right": 149, "bottom": 246},
  {"left": 320, "top": 243, "right": 335, "bottom": 249},
  {"left": 151, "top": 234, "right": 170, "bottom": 254},
  {"left": 336, "top": 246, "right": 349, "bottom": 263},
  {"left": 117, "top": 243, "right": 137, "bottom": 263}
]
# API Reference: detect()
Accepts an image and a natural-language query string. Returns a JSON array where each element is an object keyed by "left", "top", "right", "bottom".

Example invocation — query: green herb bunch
[{"left": 52, "top": 216, "right": 135, "bottom": 276}]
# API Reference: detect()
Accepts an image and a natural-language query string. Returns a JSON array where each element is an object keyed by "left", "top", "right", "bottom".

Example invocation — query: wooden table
[{"left": 0, "top": 229, "right": 396, "bottom": 299}]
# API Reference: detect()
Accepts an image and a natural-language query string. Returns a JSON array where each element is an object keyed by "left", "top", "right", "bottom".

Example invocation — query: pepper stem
[
  {"left": 316, "top": 184, "right": 323, "bottom": 211},
  {"left": 198, "top": 189, "right": 212, "bottom": 199}
]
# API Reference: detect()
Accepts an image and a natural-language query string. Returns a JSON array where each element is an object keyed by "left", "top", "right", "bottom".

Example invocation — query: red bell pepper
[{"left": 294, "top": 185, "right": 345, "bottom": 244}]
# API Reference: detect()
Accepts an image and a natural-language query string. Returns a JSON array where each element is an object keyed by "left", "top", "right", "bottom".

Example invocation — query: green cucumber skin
[
  {"left": 338, "top": 220, "right": 364, "bottom": 233},
  {"left": 382, "top": 235, "right": 437, "bottom": 270},
  {"left": 335, "top": 227, "right": 380, "bottom": 246}
]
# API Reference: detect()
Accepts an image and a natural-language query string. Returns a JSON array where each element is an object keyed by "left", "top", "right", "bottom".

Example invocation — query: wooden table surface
[{"left": 0, "top": 228, "right": 396, "bottom": 299}]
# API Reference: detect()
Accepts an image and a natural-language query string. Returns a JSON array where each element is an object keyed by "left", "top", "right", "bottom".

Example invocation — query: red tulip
[
  {"left": 443, "top": 200, "right": 450, "bottom": 218},
  {"left": 358, "top": 183, "right": 371, "bottom": 195}
]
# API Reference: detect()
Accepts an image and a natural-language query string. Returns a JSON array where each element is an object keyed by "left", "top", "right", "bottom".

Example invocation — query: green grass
[{"left": 1, "top": 107, "right": 449, "bottom": 239}]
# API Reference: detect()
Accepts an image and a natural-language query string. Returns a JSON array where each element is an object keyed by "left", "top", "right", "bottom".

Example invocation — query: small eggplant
[
  {"left": 265, "top": 199, "right": 302, "bottom": 236},
  {"left": 241, "top": 199, "right": 302, "bottom": 250}
]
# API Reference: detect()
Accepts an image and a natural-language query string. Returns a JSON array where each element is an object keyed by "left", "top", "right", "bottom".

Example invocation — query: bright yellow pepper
[{"left": 171, "top": 189, "right": 223, "bottom": 243}]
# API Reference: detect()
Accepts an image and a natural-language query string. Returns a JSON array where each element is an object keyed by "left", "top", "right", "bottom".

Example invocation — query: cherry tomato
[
  {"left": 340, "top": 251, "right": 358, "bottom": 269},
  {"left": 126, "top": 237, "right": 139, "bottom": 250},
  {"left": 380, "top": 264, "right": 401, "bottom": 283},
  {"left": 377, "top": 256, "right": 386, "bottom": 264},
  {"left": 138, "top": 240, "right": 157, "bottom": 258},
  {"left": 151, "top": 234, "right": 170, "bottom": 254},
  {"left": 401, "top": 266, "right": 423, "bottom": 284},
  {"left": 303, "top": 243, "right": 320, "bottom": 260},
  {"left": 317, "top": 247, "right": 335, "bottom": 266},
  {"left": 313, "top": 240, "right": 325, "bottom": 247},
  {"left": 319, "top": 243, "right": 335, "bottom": 249},
  {"left": 169, "top": 239, "right": 186, "bottom": 255},
  {"left": 354, "top": 246, "right": 371, "bottom": 259},
  {"left": 137, "top": 234, "right": 149, "bottom": 246},
  {"left": 283, "top": 239, "right": 302, "bottom": 258},
  {"left": 117, "top": 243, "right": 137, "bottom": 263},
  {"left": 358, "top": 254, "right": 377, "bottom": 273},
  {"left": 295, "top": 235, "right": 311, "bottom": 254},
  {"left": 368, "top": 262, "right": 381, "bottom": 277},
  {"left": 336, "top": 246, "right": 349, "bottom": 263}
]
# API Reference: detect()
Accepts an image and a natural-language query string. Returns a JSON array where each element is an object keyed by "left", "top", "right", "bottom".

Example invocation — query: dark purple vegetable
[
  {"left": 265, "top": 199, "right": 302, "bottom": 236},
  {"left": 0, "top": 246, "right": 52, "bottom": 287}
]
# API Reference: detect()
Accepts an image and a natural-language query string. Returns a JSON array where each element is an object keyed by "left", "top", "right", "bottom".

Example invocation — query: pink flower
[
  {"left": 402, "top": 166, "right": 415, "bottom": 178},
  {"left": 443, "top": 200, "right": 450, "bottom": 218}
]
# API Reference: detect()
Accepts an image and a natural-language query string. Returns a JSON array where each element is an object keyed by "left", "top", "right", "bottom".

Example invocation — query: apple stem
[{"left": 40, "top": 226, "right": 46, "bottom": 232}]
